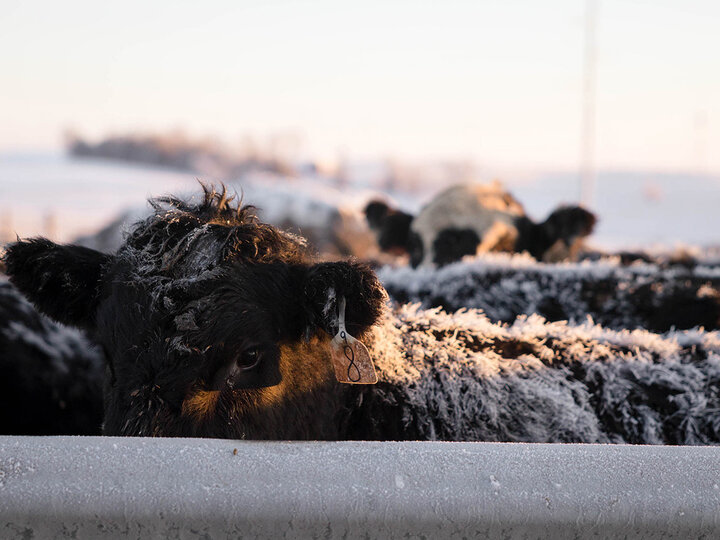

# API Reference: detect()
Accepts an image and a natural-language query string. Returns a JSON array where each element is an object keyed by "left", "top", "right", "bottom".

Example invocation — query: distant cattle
[
  {"left": 364, "top": 200, "right": 414, "bottom": 255},
  {"left": 366, "top": 182, "right": 596, "bottom": 267}
]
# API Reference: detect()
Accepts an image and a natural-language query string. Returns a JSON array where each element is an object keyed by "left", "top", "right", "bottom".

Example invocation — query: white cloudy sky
[{"left": 1, "top": 0, "right": 718, "bottom": 173}]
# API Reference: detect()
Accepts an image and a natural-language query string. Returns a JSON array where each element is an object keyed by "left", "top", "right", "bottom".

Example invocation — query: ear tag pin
[{"left": 330, "top": 297, "right": 378, "bottom": 384}]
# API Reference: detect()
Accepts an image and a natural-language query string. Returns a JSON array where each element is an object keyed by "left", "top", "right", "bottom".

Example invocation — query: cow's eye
[{"left": 237, "top": 347, "right": 261, "bottom": 370}]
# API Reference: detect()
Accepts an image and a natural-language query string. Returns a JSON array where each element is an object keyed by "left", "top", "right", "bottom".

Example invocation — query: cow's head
[
  {"left": 4, "top": 186, "right": 386, "bottom": 438},
  {"left": 364, "top": 199, "right": 414, "bottom": 255},
  {"left": 514, "top": 205, "right": 597, "bottom": 262},
  {"left": 538, "top": 206, "right": 597, "bottom": 262}
]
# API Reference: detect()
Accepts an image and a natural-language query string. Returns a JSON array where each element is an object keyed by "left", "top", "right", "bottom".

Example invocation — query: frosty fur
[
  {"left": 0, "top": 280, "right": 104, "bottom": 434},
  {"left": 359, "top": 304, "right": 720, "bottom": 444},
  {"left": 4, "top": 184, "right": 386, "bottom": 438},
  {"left": 380, "top": 252, "right": 720, "bottom": 332}
]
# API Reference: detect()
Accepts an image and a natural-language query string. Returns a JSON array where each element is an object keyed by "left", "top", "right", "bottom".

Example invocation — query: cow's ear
[
  {"left": 301, "top": 260, "right": 386, "bottom": 339},
  {"left": 542, "top": 206, "right": 597, "bottom": 244},
  {"left": 364, "top": 200, "right": 390, "bottom": 230},
  {"left": 3, "top": 238, "right": 112, "bottom": 329}
]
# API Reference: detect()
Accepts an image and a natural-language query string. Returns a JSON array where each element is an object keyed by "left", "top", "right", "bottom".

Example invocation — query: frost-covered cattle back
[
  {"left": 379, "top": 253, "right": 720, "bottom": 332},
  {"left": 360, "top": 304, "right": 720, "bottom": 444},
  {"left": 0, "top": 280, "right": 104, "bottom": 435}
]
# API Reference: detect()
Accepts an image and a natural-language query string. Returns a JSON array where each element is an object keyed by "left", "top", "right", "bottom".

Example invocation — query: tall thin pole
[
  {"left": 694, "top": 110, "right": 708, "bottom": 176},
  {"left": 580, "top": 0, "right": 597, "bottom": 207}
]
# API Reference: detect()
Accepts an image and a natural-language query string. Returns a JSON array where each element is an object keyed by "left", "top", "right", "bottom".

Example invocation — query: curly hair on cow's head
[
  {"left": 4, "top": 182, "right": 387, "bottom": 439},
  {"left": 124, "top": 183, "right": 309, "bottom": 279}
]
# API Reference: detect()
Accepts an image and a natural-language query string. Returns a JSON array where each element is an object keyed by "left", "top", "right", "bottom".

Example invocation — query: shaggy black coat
[
  {"left": 379, "top": 254, "right": 720, "bottom": 332},
  {"left": 5, "top": 185, "right": 386, "bottom": 438},
  {"left": 358, "top": 305, "right": 720, "bottom": 444},
  {"left": 0, "top": 280, "right": 104, "bottom": 434}
]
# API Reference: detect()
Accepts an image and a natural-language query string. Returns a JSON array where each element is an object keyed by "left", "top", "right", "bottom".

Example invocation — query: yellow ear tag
[{"left": 330, "top": 297, "right": 378, "bottom": 384}]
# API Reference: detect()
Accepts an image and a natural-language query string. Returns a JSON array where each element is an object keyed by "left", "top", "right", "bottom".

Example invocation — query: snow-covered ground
[{"left": 1, "top": 152, "right": 719, "bottom": 250}]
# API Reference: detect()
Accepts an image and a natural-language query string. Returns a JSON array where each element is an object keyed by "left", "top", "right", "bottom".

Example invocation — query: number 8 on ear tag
[{"left": 330, "top": 297, "right": 378, "bottom": 384}]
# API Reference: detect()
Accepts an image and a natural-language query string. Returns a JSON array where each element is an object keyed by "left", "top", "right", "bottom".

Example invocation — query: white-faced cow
[{"left": 365, "top": 182, "right": 597, "bottom": 267}]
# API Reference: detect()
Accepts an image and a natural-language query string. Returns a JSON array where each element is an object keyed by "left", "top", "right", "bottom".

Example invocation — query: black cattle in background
[{"left": 364, "top": 200, "right": 414, "bottom": 255}]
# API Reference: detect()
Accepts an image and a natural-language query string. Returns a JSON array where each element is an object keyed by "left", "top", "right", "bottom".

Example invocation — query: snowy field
[{"left": 1, "top": 152, "right": 719, "bottom": 250}]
